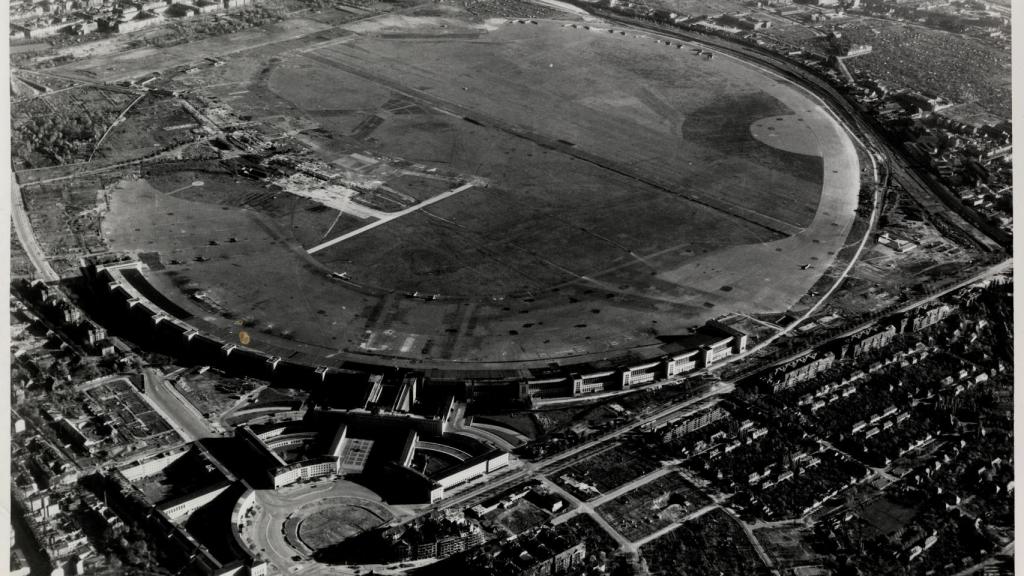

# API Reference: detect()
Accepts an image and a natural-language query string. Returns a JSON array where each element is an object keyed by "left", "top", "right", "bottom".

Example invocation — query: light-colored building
[
  {"left": 570, "top": 370, "right": 615, "bottom": 396},
  {"left": 621, "top": 361, "right": 659, "bottom": 388},
  {"left": 666, "top": 350, "right": 700, "bottom": 376}
]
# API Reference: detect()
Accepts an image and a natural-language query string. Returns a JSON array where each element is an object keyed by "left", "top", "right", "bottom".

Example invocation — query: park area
[{"left": 12, "top": 85, "right": 137, "bottom": 168}]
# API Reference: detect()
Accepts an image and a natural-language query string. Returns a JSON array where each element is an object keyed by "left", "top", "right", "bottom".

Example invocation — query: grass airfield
[{"left": 97, "top": 6, "right": 860, "bottom": 368}]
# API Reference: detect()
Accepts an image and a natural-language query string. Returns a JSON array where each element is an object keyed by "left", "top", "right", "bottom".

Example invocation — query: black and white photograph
[{"left": 3, "top": 0, "right": 1016, "bottom": 573}]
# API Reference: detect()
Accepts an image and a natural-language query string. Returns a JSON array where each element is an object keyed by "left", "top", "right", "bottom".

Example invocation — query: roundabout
[{"left": 240, "top": 479, "right": 415, "bottom": 575}]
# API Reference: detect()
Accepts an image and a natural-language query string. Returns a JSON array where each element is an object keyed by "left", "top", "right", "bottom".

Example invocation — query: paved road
[
  {"left": 232, "top": 251, "right": 1008, "bottom": 571},
  {"left": 10, "top": 174, "right": 60, "bottom": 282},
  {"left": 891, "top": 258, "right": 1013, "bottom": 314},
  {"left": 430, "top": 382, "right": 729, "bottom": 514},
  {"left": 723, "top": 506, "right": 776, "bottom": 570},
  {"left": 547, "top": 467, "right": 681, "bottom": 552},
  {"left": 247, "top": 479, "right": 411, "bottom": 576},
  {"left": 306, "top": 182, "right": 478, "bottom": 254},
  {"left": 729, "top": 256, "right": 1012, "bottom": 384},
  {"left": 546, "top": 466, "right": 726, "bottom": 554},
  {"left": 14, "top": 137, "right": 199, "bottom": 186},
  {"left": 141, "top": 368, "right": 217, "bottom": 442},
  {"left": 587, "top": 467, "right": 676, "bottom": 508},
  {"left": 418, "top": 242, "right": 1007, "bottom": 551},
  {"left": 631, "top": 503, "right": 718, "bottom": 548},
  {"left": 541, "top": 477, "right": 634, "bottom": 551},
  {"left": 87, "top": 92, "right": 147, "bottom": 162}
]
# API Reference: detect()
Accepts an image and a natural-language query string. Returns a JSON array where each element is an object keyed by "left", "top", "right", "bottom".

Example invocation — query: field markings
[
  {"left": 306, "top": 181, "right": 477, "bottom": 254},
  {"left": 399, "top": 335, "right": 417, "bottom": 353},
  {"left": 165, "top": 180, "right": 205, "bottom": 197},
  {"left": 299, "top": 48, "right": 803, "bottom": 238},
  {"left": 87, "top": 92, "right": 147, "bottom": 163},
  {"left": 319, "top": 209, "right": 347, "bottom": 241}
]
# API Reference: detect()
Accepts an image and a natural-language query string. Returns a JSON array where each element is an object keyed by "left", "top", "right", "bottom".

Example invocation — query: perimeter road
[
  {"left": 306, "top": 182, "right": 477, "bottom": 254},
  {"left": 598, "top": 12, "right": 1005, "bottom": 250}
]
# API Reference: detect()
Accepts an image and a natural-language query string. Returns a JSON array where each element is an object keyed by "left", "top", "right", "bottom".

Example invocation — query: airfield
[{"left": 93, "top": 7, "right": 861, "bottom": 369}]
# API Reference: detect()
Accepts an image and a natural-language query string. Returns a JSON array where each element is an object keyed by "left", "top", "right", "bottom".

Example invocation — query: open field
[
  {"left": 754, "top": 525, "right": 824, "bottom": 568},
  {"left": 93, "top": 94, "right": 200, "bottom": 163},
  {"left": 12, "top": 86, "right": 136, "bottom": 167},
  {"left": 18, "top": 174, "right": 114, "bottom": 276},
  {"left": 142, "top": 162, "right": 363, "bottom": 249},
  {"left": 596, "top": 471, "right": 711, "bottom": 541},
  {"left": 486, "top": 498, "right": 553, "bottom": 535},
  {"left": 299, "top": 19, "right": 825, "bottom": 231},
  {"left": 48, "top": 17, "right": 337, "bottom": 83},
  {"left": 171, "top": 368, "right": 258, "bottom": 419},
  {"left": 640, "top": 508, "right": 770, "bottom": 575},
  {"left": 553, "top": 444, "right": 660, "bottom": 499},
  {"left": 87, "top": 9, "right": 861, "bottom": 368},
  {"left": 857, "top": 496, "right": 918, "bottom": 538},
  {"left": 824, "top": 190, "right": 976, "bottom": 316},
  {"left": 297, "top": 501, "right": 392, "bottom": 550}
]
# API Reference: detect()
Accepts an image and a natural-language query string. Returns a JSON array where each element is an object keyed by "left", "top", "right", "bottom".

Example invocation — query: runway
[{"left": 306, "top": 182, "right": 478, "bottom": 254}]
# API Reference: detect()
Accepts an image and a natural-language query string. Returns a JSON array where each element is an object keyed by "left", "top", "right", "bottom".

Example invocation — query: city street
[
  {"left": 244, "top": 479, "right": 413, "bottom": 576},
  {"left": 10, "top": 174, "right": 60, "bottom": 282},
  {"left": 141, "top": 367, "right": 217, "bottom": 442},
  {"left": 6, "top": 2, "right": 1012, "bottom": 575}
]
